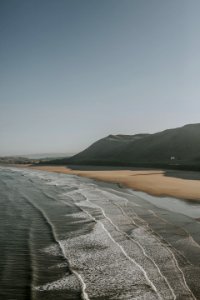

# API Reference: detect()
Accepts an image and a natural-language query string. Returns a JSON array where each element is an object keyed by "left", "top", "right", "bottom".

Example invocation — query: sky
[{"left": 0, "top": 0, "right": 200, "bottom": 156}]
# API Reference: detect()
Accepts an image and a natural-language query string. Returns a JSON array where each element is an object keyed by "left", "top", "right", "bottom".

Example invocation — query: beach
[
  {"left": 1, "top": 165, "right": 200, "bottom": 299},
  {"left": 28, "top": 165, "right": 200, "bottom": 201}
]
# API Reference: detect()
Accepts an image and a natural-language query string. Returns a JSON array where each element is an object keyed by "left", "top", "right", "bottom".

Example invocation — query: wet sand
[{"left": 27, "top": 165, "right": 200, "bottom": 202}]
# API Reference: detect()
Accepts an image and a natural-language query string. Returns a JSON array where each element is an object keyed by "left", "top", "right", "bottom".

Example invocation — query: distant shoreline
[{"left": 17, "top": 164, "right": 200, "bottom": 202}]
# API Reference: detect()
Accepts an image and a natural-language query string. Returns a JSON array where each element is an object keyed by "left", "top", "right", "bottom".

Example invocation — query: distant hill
[
  {"left": 66, "top": 123, "right": 200, "bottom": 170},
  {"left": 0, "top": 153, "right": 72, "bottom": 165},
  {"left": 0, "top": 156, "right": 36, "bottom": 165},
  {"left": 22, "top": 153, "right": 73, "bottom": 159}
]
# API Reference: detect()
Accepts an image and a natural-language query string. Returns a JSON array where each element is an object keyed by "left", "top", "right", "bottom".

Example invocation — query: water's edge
[{"left": 0, "top": 166, "right": 200, "bottom": 300}]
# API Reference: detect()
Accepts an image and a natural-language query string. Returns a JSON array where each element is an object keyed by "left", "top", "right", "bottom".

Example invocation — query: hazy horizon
[
  {"left": 1, "top": 0, "right": 200, "bottom": 156},
  {"left": 1, "top": 122, "right": 200, "bottom": 157}
]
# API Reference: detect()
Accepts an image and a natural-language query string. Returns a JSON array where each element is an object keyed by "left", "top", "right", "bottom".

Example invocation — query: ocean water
[{"left": 0, "top": 167, "right": 200, "bottom": 300}]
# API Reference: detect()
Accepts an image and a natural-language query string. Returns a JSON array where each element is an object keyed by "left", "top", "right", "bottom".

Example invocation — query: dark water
[{"left": 0, "top": 167, "right": 200, "bottom": 300}]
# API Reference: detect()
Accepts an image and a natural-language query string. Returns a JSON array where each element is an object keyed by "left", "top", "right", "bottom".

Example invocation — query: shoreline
[
  {"left": 18, "top": 164, "right": 200, "bottom": 202},
  {"left": 1, "top": 166, "right": 200, "bottom": 298}
]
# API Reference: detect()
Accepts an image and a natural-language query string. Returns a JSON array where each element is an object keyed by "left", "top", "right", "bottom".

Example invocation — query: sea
[{"left": 0, "top": 166, "right": 200, "bottom": 300}]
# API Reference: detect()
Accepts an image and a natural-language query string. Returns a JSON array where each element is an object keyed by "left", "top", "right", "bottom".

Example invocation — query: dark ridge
[{"left": 35, "top": 123, "right": 200, "bottom": 171}]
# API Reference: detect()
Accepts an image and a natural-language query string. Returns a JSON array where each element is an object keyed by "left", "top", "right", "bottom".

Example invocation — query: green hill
[{"left": 67, "top": 123, "right": 200, "bottom": 169}]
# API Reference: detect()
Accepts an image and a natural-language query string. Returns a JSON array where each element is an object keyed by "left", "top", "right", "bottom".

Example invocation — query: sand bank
[{"left": 26, "top": 165, "right": 200, "bottom": 201}]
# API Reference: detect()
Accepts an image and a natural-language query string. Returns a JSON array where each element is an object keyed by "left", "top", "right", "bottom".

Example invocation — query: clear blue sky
[{"left": 0, "top": 0, "right": 200, "bottom": 155}]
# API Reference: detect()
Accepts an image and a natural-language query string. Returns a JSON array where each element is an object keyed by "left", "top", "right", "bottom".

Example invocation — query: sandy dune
[{"left": 27, "top": 165, "right": 200, "bottom": 201}]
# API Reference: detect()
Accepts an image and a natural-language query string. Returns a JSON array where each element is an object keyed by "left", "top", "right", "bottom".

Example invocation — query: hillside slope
[
  {"left": 68, "top": 123, "right": 200, "bottom": 166},
  {"left": 69, "top": 134, "right": 149, "bottom": 163}
]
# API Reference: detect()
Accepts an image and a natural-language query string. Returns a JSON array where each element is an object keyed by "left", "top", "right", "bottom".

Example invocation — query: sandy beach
[{"left": 27, "top": 165, "right": 200, "bottom": 201}]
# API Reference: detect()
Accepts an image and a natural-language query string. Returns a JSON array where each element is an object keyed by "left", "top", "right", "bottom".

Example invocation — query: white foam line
[
  {"left": 59, "top": 242, "right": 90, "bottom": 300},
  {"left": 100, "top": 221, "right": 160, "bottom": 296},
  {"left": 146, "top": 210, "right": 198, "bottom": 300},
  {"left": 66, "top": 188, "right": 87, "bottom": 196},
  {"left": 149, "top": 209, "right": 200, "bottom": 251},
  {"left": 77, "top": 196, "right": 162, "bottom": 300},
  {"left": 59, "top": 196, "right": 96, "bottom": 225},
  {"left": 80, "top": 189, "right": 196, "bottom": 300},
  {"left": 123, "top": 205, "right": 197, "bottom": 300},
  {"left": 82, "top": 189, "right": 176, "bottom": 298},
  {"left": 110, "top": 201, "right": 176, "bottom": 299},
  {"left": 28, "top": 227, "right": 35, "bottom": 300},
  {"left": 51, "top": 181, "right": 195, "bottom": 299},
  {"left": 164, "top": 242, "right": 196, "bottom": 300},
  {"left": 22, "top": 194, "right": 90, "bottom": 300},
  {"left": 104, "top": 187, "right": 140, "bottom": 206}
]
